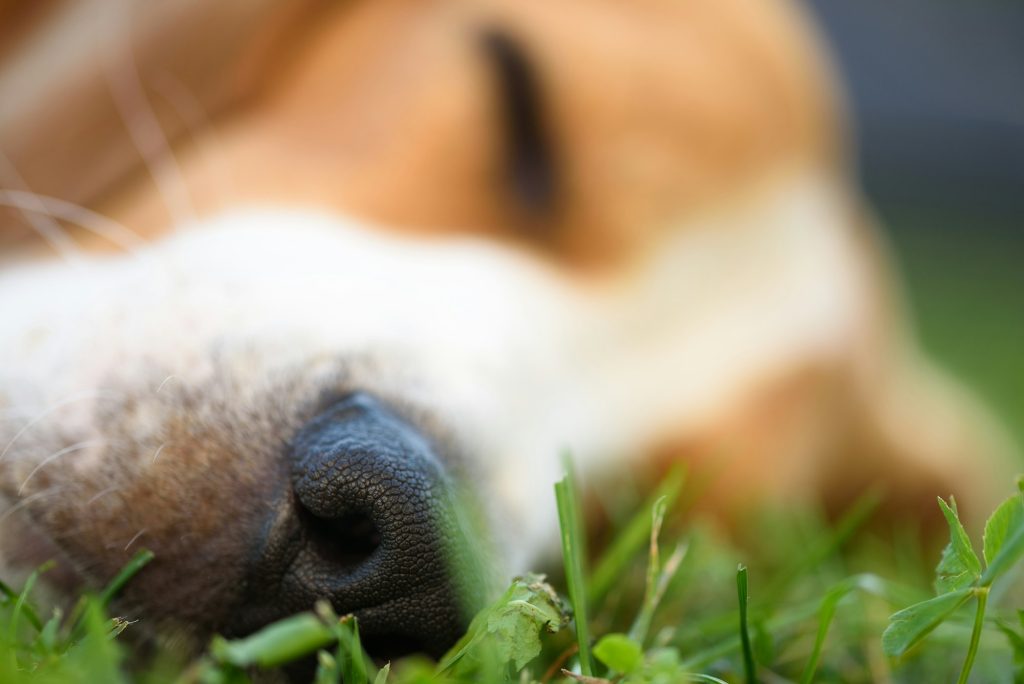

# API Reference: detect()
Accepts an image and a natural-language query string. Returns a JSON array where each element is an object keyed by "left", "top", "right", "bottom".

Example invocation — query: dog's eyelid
[{"left": 478, "top": 27, "right": 558, "bottom": 219}]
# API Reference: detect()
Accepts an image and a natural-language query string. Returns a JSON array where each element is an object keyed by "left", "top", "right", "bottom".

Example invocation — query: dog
[{"left": 0, "top": 0, "right": 1014, "bottom": 660}]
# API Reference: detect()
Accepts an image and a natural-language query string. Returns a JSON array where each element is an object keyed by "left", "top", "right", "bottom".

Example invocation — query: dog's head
[{"left": 5, "top": 0, "right": 988, "bottom": 661}]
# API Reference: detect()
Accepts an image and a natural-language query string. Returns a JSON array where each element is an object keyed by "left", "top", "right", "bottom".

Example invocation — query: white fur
[{"left": 0, "top": 170, "right": 866, "bottom": 571}]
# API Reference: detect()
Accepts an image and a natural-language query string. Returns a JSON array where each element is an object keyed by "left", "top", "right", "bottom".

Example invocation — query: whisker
[
  {"left": 0, "top": 150, "right": 83, "bottom": 266},
  {"left": 0, "top": 189, "right": 148, "bottom": 255},
  {"left": 102, "top": 5, "right": 195, "bottom": 227},
  {"left": 0, "top": 389, "right": 120, "bottom": 462},
  {"left": 151, "top": 442, "right": 169, "bottom": 464},
  {"left": 151, "top": 70, "right": 237, "bottom": 209},
  {"left": 156, "top": 375, "right": 178, "bottom": 394},
  {"left": 123, "top": 528, "right": 147, "bottom": 552},
  {"left": 18, "top": 438, "right": 106, "bottom": 495},
  {"left": 86, "top": 485, "right": 121, "bottom": 506},
  {"left": 0, "top": 488, "right": 61, "bottom": 525}
]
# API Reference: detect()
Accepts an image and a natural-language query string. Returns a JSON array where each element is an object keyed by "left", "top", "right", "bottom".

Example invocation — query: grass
[
  {"left": 3, "top": 467, "right": 1024, "bottom": 683},
  {"left": 555, "top": 464, "right": 595, "bottom": 676}
]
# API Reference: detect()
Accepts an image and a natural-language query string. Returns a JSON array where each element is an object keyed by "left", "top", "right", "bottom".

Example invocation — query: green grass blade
[
  {"left": 799, "top": 575, "right": 886, "bottom": 684},
  {"left": 589, "top": 464, "right": 686, "bottom": 605},
  {"left": 800, "top": 589, "right": 842, "bottom": 684},
  {"left": 685, "top": 675, "right": 731, "bottom": 684},
  {"left": 761, "top": 487, "right": 882, "bottom": 608},
  {"left": 736, "top": 564, "right": 756, "bottom": 684},
  {"left": 7, "top": 561, "right": 52, "bottom": 640},
  {"left": 0, "top": 577, "right": 43, "bottom": 633},
  {"left": 69, "top": 549, "right": 154, "bottom": 642},
  {"left": 680, "top": 600, "right": 822, "bottom": 670},
  {"left": 68, "top": 599, "right": 128, "bottom": 684},
  {"left": 314, "top": 649, "right": 339, "bottom": 684},
  {"left": 628, "top": 493, "right": 688, "bottom": 646},
  {"left": 98, "top": 549, "right": 155, "bottom": 609},
  {"left": 629, "top": 496, "right": 667, "bottom": 645},
  {"left": 337, "top": 616, "right": 369, "bottom": 684},
  {"left": 211, "top": 613, "right": 335, "bottom": 669},
  {"left": 556, "top": 468, "right": 595, "bottom": 676},
  {"left": 38, "top": 607, "right": 63, "bottom": 654}
]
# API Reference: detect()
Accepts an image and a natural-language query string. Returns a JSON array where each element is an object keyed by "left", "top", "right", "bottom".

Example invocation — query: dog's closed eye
[{"left": 479, "top": 28, "right": 558, "bottom": 220}]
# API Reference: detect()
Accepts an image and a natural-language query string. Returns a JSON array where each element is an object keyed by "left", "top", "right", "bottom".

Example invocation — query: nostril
[
  {"left": 296, "top": 505, "right": 381, "bottom": 571},
  {"left": 235, "top": 392, "right": 486, "bottom": 660}
]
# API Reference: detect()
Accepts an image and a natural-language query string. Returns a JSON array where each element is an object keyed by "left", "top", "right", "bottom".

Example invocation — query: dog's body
[{"left": 0, "top": 0, "right": 1014, "bottom": 653}]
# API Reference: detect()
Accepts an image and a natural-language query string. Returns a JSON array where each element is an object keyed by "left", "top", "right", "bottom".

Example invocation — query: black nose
[{"left": 239, "top": 393, "right": 481, "bottom": 660}]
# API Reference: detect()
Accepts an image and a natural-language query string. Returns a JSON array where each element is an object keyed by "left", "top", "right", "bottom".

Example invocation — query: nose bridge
[{"left": 290, "top": 392, "right": 445, "bottom": 524}]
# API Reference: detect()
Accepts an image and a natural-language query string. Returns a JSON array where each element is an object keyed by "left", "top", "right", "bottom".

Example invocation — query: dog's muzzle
[{"left": 232, "top": 392, "right": 481, "bottom": 660}]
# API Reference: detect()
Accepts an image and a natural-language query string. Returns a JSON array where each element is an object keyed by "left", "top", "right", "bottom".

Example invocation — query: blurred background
[{"left": 809, "top": 0, "right": 1024, "bottom": 449}]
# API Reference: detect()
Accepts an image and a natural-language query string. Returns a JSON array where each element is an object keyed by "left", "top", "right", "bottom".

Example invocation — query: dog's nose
[{"left": 245, "top": 392, "right": 478, "bottom": 660}]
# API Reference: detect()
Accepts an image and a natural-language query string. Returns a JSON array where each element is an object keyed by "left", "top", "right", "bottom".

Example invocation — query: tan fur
[{"left": 4, "top": 0, "right": 838, "bottom": 267}]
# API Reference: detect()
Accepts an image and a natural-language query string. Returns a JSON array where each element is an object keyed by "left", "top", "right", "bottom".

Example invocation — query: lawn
[{"left": 3, "top": 463, "right": 1024, "bottom": 683}]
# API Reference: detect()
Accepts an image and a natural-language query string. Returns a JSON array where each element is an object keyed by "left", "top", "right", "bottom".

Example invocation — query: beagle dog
[{"left": 0, "top": 0, "right": 1013, "bottom": 658}]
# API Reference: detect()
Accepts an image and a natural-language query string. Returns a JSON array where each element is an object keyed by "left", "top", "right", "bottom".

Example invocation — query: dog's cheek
[
  {"left": 42, "top": 435, "right": 282, "bottom": 631},
  {"left": 0, "top": 369, "right": 302, "bottom": 634}
]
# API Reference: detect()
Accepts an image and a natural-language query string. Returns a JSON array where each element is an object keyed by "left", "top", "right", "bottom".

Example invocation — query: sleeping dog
[{"left": 0, "top": 0, "right": 1013, "bottom": 659}]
